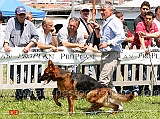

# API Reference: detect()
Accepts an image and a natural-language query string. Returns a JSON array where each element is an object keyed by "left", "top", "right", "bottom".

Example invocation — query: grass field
[{"left": 0, "top": 89, "right": 160, "bottom": 119}]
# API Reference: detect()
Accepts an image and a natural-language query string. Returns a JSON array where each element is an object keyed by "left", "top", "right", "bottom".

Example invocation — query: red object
[{"left": 9, "top": 110, "right": 20, "bottom": 116}]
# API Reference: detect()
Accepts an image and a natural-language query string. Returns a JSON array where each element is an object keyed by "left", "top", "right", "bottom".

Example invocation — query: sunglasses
[
  {"left": 18, "top": 13, "right": 26, "bottom": 16},
  {"left": 142, "top": 8, "right": 149, "bottom": 11},
  {"left": 81, "top": 9, "right": 90, "bottom": 12}
]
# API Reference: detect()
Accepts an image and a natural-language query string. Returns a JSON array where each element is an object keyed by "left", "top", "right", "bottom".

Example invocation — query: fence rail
[{"left": 0, "top": 47, "right": 160, "bottom": 91}]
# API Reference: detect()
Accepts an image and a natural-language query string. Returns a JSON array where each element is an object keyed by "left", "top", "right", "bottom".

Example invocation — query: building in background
[{"left": 19, "top": 0, "right": 128, "bottom": 5}]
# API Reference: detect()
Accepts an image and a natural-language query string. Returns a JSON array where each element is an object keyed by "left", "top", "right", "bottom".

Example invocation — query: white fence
[{"left": 0, "top": 47, "right": 160, "bottom": 91}]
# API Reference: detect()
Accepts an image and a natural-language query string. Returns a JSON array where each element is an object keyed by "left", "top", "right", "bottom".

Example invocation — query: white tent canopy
[{"left": 115, "top": 0, "right": 160, "bottom": 19}]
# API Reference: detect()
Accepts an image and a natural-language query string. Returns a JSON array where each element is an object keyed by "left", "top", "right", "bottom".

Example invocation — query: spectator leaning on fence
[
  {"left": 130, "top": 11, "right": 158, "bottom": 54},
  {"left": 57, "top": 17, "right": 87, "bottom": 52},
  {"left": 130, "top": 11, "right": 158, "bottom": 95},
  {"left": 37, "top": 18, "right": 58, "bottom": 52},
  {"left": 3, "top": 6, "right": 39, "bottom": 101},
  {"left": 33, "top": 18, "right": 58, "bottom": 100},
  {"left": 129, "top": 1, "right": 151, "bottom": 95},
  {"left": 52, "top": 17, "right": 87, "bottom": 98},
  {"left": 95, "top": 1, "right": 125, "bottom": 111}
]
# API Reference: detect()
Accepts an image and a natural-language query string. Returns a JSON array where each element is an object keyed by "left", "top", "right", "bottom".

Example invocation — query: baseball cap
[
  {"left": 80, "top": 5, "right": 90, "bottom": 11},
  {"left": 15, "top": 6, "right": 26, "bottom": 14}
]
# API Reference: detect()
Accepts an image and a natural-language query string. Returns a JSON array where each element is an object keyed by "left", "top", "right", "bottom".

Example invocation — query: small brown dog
[{"left": 40, "top": 60, "right": 136, "bottom": 114}]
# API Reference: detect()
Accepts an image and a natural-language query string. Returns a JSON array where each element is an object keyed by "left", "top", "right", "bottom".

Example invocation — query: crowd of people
[{"left": 0, "top": 1, "right": 160, "bottom": 112}]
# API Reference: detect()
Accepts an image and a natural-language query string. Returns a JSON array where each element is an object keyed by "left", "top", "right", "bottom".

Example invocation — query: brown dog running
[{"left": 40, "top": 60, "right": 136, "bottom": 114}]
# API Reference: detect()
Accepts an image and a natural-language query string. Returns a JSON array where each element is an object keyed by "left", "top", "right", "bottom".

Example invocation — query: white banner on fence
[
  {"left": 0, "top": 47, "right": 101, "bottom": 66},
  {"left": 0, "top": 47, "right": 160, "bottom": 65},
  {"left": 121, "top": 47, "right": 160, "bottom": 65}
]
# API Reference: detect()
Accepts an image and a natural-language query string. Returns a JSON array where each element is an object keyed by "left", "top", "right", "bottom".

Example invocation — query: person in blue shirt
[{"left": 98, "top": 1, "right": 125, "bottom": 111}]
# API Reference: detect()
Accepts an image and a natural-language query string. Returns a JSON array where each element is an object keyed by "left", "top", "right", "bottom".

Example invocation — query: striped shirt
[{"left": 4, "top": 17, "right": 39, "bottom": 47}]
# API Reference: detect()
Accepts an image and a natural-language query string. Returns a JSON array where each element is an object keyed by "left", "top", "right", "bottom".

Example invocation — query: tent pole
[
  {"left": 92, "top": 0, "right": 96, "bottom": 21},
  {"left": 71, "top": 0, "right": 75, "bottom": 17}
]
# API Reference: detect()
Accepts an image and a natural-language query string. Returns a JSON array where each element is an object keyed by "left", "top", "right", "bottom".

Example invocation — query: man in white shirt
[
  {"left": 35, "top": 18, "right": 58, "bottom": 100},
  {"left": 37, "top": 18, "right": 58, "bottom": 51}
]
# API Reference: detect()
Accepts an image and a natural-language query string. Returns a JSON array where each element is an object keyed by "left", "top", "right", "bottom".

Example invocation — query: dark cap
[{"left": 15, "top": 6, "right": 26, "bottom": 14}]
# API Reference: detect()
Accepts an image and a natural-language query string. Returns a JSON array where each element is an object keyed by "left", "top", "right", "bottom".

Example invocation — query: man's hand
[
  {"left": 99, "top": 42, "right": 109, "bottom": 49},
  {"left": 145, "top": 49, "right": 150, "bottom": 55},
  {"left": 51, "top": 28, "right": 56, "bottom": 36},
  {"left": 79, "top": 44, "right": 87, "bottom": 52},
  {"left": 89, "top": 20, "right": 100, "bottom": 29},
  {"left": 51, "top": 46, "right": 58, "bottom": 52},
  {"left": 138, "top": 32, "right": 146, "bottom": 38},
  {"left": 4, "top": 43, "right": 11, "bottom": 52},
  {"left": 23, "top": 46, "right": 30, "bottom": 53}
]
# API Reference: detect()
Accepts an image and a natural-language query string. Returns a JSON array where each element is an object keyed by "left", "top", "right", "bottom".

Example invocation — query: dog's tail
[{"left": 108, "top": 90, "right": 137, "bottom": 103}]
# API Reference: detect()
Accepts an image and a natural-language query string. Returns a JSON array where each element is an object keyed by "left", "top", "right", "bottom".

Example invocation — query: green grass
[{"left": 0, "top": 90, "right": 160, "bottom": 119}]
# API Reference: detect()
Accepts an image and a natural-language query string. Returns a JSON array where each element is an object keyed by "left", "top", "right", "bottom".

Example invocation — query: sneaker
[{"left": 107, "top": 108, "right": 123, "bottom": 113}]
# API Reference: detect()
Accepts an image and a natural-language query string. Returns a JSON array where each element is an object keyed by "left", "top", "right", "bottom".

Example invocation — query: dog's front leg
[
  {"left": 53, "top": 88, "right": 62, "bottom": 107},
  {"left": 67, "top": 95, "right": 74, "bottom": 114}
]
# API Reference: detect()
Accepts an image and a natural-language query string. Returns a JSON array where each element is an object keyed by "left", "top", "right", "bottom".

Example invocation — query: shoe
[
  {"left": 37, "top": 96, "right": 45, "bottom": 101},
  {"left": 107, "top": 108, "right": 123, "bottom": 113}
]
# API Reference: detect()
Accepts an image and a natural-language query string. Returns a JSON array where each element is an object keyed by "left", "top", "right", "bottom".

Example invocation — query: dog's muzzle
[{"left": 40, "top": 76, "right": 52, "bottom": 85}]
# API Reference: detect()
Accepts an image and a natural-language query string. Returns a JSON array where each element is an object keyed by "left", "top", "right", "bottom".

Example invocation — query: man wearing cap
[{"left": 3, "top": 6, "right": 39, "bottom": 101}]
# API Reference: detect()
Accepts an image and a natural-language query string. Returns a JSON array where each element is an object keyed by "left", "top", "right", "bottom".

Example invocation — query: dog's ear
[
  {"left": 48, "top": 60, "right": 54, "bottom": 66},
  {"left": 48, "top": 60, "right": 55, "bottom": 70}
]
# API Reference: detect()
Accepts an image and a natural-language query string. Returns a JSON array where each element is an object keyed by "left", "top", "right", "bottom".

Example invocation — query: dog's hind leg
[
  {"left": 87, "top": 103, "right": 103, "bottom": 112},
  {"left": 67, "top": 95, "right": 74, "bottom": 114},
  {"left": 108, "top": 103, "right": 119, "bottom": 115}
]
